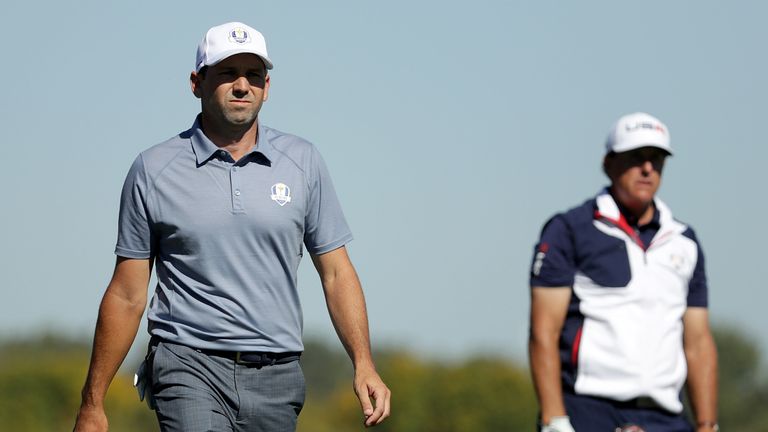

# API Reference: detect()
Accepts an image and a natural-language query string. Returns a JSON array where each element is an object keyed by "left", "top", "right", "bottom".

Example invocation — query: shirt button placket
[{"left": 231, "top": 165, "right": 245, "bottom": 213}]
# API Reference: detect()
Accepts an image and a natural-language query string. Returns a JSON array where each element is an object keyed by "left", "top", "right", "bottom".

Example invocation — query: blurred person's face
[{"left": 604, "top": 147, "right": 668, "bottom": 211}]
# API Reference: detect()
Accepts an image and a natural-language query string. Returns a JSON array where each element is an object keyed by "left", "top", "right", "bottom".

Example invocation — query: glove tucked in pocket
[{"left": 133, "top": 345, "right": 158, "bottom": 410}]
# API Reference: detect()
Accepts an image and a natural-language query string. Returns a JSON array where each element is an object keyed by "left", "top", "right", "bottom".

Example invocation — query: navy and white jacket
[{"left": 530, "top": 189, "right": 708, "bottom": 413}]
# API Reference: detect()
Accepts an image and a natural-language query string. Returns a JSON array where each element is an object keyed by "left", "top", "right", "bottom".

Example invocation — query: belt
[
  {"left": 151, "top": 337, "right": 301, "bottom": 367},
  {"left": 198, "top": 348, "right": 301, "bottom": 367},
  {"left": 614, "top": 396, "right": 666, "bottom": 411},
  {"left": 566, "top": 391, "right": 670, "bottom": 414}
]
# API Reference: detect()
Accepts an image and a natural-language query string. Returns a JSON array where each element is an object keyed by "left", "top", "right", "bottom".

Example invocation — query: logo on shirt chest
[
  {"left": 669, "top": 253, "right": 687, "bottom": 271},
  {"left": 270, "top": 183, "right": 292, "bottom": 206}
]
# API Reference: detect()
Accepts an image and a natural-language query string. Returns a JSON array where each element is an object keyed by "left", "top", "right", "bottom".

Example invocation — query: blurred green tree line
[{"left": 0, "top": 327, "right": 765, "bottom": 431}]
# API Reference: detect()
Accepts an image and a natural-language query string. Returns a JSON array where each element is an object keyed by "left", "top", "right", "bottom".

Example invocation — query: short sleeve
[
  {"left": 303, "top": 146, "right": 353, "bottom": 255},
  {"left": 685, "top": 229, "right": 709, "bottom": 307},
  {"left": 530, "top": 215, "right": 577, "bottom": 287},
  {"left": 114, "top": 154, "right": 154, "bottom": 259}
]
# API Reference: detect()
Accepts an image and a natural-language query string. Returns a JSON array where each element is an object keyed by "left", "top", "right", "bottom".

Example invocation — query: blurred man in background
[{"left": 528, "top": 112, "right": 718, "bottom": 431}]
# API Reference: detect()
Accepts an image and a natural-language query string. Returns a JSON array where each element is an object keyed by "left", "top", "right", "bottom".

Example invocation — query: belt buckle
[
  {"left": 235, "top": 352, "right": 275, "bottom": 367},
  {"left": 634, "top": 397, "right": 658, "bottom": 409},
  {"left": 235, "top": 351, "right": 259, "bottom": 365}
]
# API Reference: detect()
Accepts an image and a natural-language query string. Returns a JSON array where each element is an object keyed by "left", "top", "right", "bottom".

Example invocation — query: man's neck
[
  {"left": 200, "top": 116, "right": 259, "bottom": 161},
  {"left": 627, "top": 203, "right": 655, "bottom": 227},
  {"left": 610, "top": 190, "right": 656, "bottom": 227}
]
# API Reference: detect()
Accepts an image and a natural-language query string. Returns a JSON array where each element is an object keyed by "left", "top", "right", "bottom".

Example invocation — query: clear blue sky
[{"left": 1, "top": 1, "right": 766, "bottom": 363}]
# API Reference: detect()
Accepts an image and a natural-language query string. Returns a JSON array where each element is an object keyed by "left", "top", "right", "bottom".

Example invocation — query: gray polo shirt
[{"left": 115, "top": 116, "right": 352, "bottom": 352}]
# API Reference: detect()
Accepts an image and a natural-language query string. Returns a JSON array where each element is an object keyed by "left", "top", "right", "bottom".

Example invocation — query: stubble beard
[
  {"left": 222, "top": 102, "right": 261, "bottom": 127},
  {"left": 205, "top": 99, "right": 263, "bottom": 132}
]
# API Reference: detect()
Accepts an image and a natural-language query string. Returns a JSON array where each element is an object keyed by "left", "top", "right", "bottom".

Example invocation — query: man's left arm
[
  {"left": 683, "top": 307, "right": 719, "bottom": 432},
  {"left": 312, "top": 246, "right": 391, "bottom": 427}
]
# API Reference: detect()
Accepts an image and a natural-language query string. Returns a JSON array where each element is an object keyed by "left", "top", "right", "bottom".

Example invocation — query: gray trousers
[{"left": 149, "top": 341, "right": 305, "bottom": 432}]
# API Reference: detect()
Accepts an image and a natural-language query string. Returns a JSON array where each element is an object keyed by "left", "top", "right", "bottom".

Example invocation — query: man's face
[
  {"left": 604, "top": 146, "right": 669, "bottom": 209},
  {"left": 191, "top": 53, "right": 270, "bottom": 128}
]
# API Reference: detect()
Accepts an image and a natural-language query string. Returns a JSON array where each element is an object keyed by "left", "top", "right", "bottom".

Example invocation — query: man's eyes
[
  {"left": 216, "top": 70, "right": 263, "bottom": 79},
  {"left": 630, "top": 153, "right": 664, "bottom": 163}
]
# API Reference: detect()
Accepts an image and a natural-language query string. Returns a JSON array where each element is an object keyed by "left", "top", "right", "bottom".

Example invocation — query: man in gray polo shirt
[{"left": 74, "top": 22, "right": 390, "bottom": 432}]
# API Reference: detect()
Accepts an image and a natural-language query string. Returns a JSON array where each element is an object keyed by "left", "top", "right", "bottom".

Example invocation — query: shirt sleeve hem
[
  {"left": 114, "top": 246, "right": 152, "bottom": 259},
  {"left": 686, "top": 299, "right": 709, "bottom": 308},
  {"left": 530, "top": 281, "right": 575, "bottom": 288},
  {"left": 307, "top": 233, "right": 354, "bottom": 255}
]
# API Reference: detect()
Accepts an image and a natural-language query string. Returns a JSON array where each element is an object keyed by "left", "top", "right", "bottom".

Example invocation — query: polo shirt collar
[
  {"left": 595, "top": 187, "right": 668, "bottom": 228},
  {"left": 189, "top": 115, "right": 275, "bottom": 165},
  {"left": 254, "top": 123, "right": 275, "bottom": 162}
]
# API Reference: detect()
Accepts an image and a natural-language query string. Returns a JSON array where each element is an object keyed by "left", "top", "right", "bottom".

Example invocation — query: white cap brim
[{"left": 198, "top": 49, "right": 273, "bottom": 72}]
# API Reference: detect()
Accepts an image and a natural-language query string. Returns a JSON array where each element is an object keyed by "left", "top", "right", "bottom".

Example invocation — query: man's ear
[
  {"left": 602, "top": 153, "right": 613, "bottom": 179},
  {"left": 262, "top": 74, "right": 271, "bottom": 101},
  {"left": 190, "top": 71, "right": 202, "bottom": 99}
]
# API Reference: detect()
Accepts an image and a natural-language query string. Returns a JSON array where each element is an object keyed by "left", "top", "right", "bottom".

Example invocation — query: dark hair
[
  {"left": 197, "top": 66, "right": 209, "bottom": 79},
  {"left": 602, "top": 151, "right": 616, "bottom": 177}
]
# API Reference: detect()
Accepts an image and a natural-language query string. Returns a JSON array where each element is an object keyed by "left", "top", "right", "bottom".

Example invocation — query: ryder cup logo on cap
[
  {"left": 605, "top": 112, "right": 673, "bottom": 155},
  {"left": 228, "top": 27, "right": 250, "bottom": 44},
  {"left": 196, "top": 21, "right": 274, "bottom": 72}
]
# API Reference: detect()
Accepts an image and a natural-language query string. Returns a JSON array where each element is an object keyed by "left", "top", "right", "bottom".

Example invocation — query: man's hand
[
  {"left": 74, "top": 257, "right": 152, "bottom": 432},
  {"left": 73, "top": 405, "right": 108, "bottom": 432},
  {"left": 312, "top": 247, "right": 391, "bottom": 426},
  {"left": 354, "top": 367, "right": 391, "bottom": 427},
  {"left": 541, "top": 415, "right": 575, "bottom": 432}
]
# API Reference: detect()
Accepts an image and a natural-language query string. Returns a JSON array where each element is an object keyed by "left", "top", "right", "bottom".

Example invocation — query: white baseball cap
[
  {"left": 196, "top": 22, "right": 273, "bottom": 72},
  {"left": 605, "top": 112, "right": 672, "bottom": 155}
]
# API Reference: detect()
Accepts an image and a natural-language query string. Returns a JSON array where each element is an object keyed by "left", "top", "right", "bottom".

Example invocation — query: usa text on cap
[{"left": 605, "top": 112, "right": 672, "bottom": 155}]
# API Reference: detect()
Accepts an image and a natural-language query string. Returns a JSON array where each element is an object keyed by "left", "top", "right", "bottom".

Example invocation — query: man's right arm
[
  {"left": 73, "top": 257, "right": 152, "bottom": 432},
  {"left": 529, "top": 286, "right": 572, "bottom": 427}
]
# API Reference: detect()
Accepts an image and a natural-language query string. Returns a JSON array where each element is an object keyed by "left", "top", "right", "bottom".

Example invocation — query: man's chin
[
  {"left": 224, "top": 113, "right": 258, "bottom": 126},
  {"left": 627, "top": 195, "right": 655, "bottom": 210}
]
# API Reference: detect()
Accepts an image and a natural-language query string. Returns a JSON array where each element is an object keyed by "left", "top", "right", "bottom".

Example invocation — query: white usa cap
[
  {"left": 196, "top": 22, "right": 273, "bottom": 72},
  {"left": 605, "top": 112, "right": 672, "bottom": 155}
]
